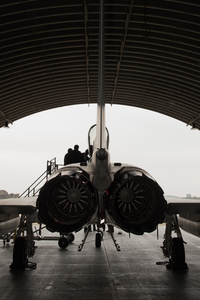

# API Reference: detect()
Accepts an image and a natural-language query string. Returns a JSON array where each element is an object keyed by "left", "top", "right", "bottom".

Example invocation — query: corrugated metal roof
[{"left": 1, "top": 0, "right": 200, "bottom": 128}]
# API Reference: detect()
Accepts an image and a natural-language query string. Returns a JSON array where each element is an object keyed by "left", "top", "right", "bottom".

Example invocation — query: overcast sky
[{"left": 0, "top": 104, "right": 200, "bottom": 198}]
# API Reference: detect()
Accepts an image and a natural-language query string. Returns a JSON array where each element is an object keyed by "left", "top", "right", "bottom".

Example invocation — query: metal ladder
[{"left": 19, "top": 158, "right": 61, "bottom": 198}]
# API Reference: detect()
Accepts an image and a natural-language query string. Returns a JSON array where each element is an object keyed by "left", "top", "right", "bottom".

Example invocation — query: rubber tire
[
  {"left": 12, "top": 237, "right": 28, "bottom": 269},
  {"left": 171, "top": 237, "right": 187, "bottom": 270},
  {"left": 95, "top": 232, "right": 101, "bottom": 248},
  {"left": 68, "top": 233, "right": 75, "bottom": 243},
  {"left": 58, "top": 237, "right": 69, "bottom": 249}
]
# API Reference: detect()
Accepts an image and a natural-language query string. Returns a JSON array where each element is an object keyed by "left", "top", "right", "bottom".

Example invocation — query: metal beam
[
  {"left": 84, "top": 0, "right": 90, "bottom": 105},
  {"left": 111, "top": 0, "right": 134, "bottom": 105}
]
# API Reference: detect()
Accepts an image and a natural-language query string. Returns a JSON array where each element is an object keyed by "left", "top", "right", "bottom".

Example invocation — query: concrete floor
[{"left": 0, "top": 225, "right": 200, "bottom": 300}]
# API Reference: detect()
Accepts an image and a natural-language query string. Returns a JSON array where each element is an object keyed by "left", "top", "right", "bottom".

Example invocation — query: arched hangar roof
[{"left": 0, "top": 0, "right": 200, "bottom": 129}]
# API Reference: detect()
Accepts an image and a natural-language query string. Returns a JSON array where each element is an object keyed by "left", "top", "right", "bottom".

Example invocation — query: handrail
[
  {"left": 19, "top": 158, "right": 60, "bottom": 198},
  {"left": 19, "top": 170, "right": 47, "bottom": 197}
]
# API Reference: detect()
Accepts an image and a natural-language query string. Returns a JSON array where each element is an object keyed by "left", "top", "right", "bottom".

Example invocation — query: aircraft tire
[
  {"left": 11, "top": 237, "right": 28, "bottom": 270},
  {"left": 68, "top": 233, "right": 75, "bottom": 243},
  {"left": 95, "top": 232, "right": 101, "bottom": 248},
  {"left": 58, "top": 237, "right": 69, "bottom": 249},
  {"left": 171, "top": 237, "right": 188, "bottom": 270}
]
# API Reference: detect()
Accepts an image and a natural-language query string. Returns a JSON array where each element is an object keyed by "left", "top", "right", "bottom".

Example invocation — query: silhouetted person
[
  {"left": 64, "top": 145, "right": 85, "bottom": 165},
  {"left": 66, "top": 144, "right": 85, "bottom": 164},
  {"left": 83, "top": 149, "right": 90, "bottom": 162},
  {"left": 64, "top": 148, "right": 72, "bottom": 165}
]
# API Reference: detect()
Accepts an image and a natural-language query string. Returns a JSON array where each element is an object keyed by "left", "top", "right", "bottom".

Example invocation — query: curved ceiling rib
[{"left": 0, "top": 0, "right": 200, "bottom": 129}]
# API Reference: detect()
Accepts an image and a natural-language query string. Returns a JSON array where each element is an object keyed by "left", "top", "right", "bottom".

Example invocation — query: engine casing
[
  {"left": 37, "top": 171, "right": 97, "bottom": 234},
  {"left": 107, "top": 168, "right": 167, "bottom": 235}
]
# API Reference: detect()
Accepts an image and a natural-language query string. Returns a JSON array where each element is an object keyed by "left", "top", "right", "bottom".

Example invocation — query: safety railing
[{"left": 19, "top": 158, "right": 61, "bottom": 198}]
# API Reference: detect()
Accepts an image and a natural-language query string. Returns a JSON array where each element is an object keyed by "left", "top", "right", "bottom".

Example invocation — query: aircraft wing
[
  {"left": 0, "top": 197, "right": 37, "bottom": 214},
  {"left": 165, "top": 196, "right": 200, "bottom": 215},
  {"left": 1, "top": 195, "right": 199, "bottom": 216}
]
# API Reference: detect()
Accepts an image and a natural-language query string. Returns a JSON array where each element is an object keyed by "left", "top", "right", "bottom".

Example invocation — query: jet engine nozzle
[
  {"left": 37, "top": 172, "right": 97, "bottom": 233},
  {"left": 107, "top": 169, "right": 167, "bottom": 235}
]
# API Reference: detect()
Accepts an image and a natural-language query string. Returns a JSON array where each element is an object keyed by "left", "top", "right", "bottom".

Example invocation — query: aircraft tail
[{"left": 95, "top": 0, "right": 106, "bottom": 150}]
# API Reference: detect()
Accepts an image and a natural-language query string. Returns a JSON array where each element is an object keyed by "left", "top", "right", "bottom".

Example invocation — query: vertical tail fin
[
  {"left": 96, "top": 0, "right": 106, "bottom": 150},
  {"left": 92, "top": 0, "right": 112, "bottom": 190}
]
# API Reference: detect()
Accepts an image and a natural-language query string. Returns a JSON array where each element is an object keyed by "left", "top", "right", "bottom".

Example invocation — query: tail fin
[
  {"left": 91, "top": 0, "right": 112, "bottom": 190},
  {"left": 96, "top": 0, "right": 106, "bottom": 150}
]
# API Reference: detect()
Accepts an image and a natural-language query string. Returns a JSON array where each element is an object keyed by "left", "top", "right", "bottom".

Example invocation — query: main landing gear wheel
[
  {"left": 95, "top": 232, "right": 102, "bottom": 248},
  {"left": 167, "top": 237, "right": 188, "bottom": 270},
  {"left": 10, "top": 237, "right": 28, "bottom": 270}
]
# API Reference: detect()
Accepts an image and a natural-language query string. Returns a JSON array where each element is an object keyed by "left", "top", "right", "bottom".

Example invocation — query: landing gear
[
  {"left": 10, "top": 237, "right": 28, "bottom": 270},
  {"left": 78, "top": 226, "right": 104, "bottom": 251},
  {"left": 58, "top": 237, "right": 69, "bottom": 249},
  {"left": 58, "top": 233, "right": 75, "bottom": 249},
  {"left": 2, "top": 234, "right": 11, "bottom": 246},
  {"left": 95, "top": 232, "right": 102, "bottom": 248},
  {"left": 68, "top": 233, "right": 75, "bottom": 243},
  {"left": 78, "top": 224, "right": 121, "bottom": 251},
  {"left": 162, "top": 215, "right": 188, "bottom": 270},
  {"left": 169, "top": 237, "right": 187, "bottom": 270},
  {"left": 10, "top": 215, "right": 36, "bottom": 270}
]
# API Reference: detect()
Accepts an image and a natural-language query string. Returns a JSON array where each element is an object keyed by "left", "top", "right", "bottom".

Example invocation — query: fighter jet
[{"left": 0, "top": 0, "right": 199, "bottom": 271}]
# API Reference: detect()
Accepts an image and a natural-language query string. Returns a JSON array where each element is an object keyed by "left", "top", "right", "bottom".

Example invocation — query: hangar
[{"left": 0, "top": 0, "right": 200, "bottom": 129}]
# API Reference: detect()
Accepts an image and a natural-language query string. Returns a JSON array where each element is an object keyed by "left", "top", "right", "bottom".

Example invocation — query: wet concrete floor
[{"left": 0, "top": 225, "right": 200, "bottom": 300}]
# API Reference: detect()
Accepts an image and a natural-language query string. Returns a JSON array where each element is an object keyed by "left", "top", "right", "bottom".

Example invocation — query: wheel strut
[
  {"left": 10, "top": 237, "right": 36, "bottom": 270},
  {"left": 162, "top": 215, "right": 188, "bottom": 270}
]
